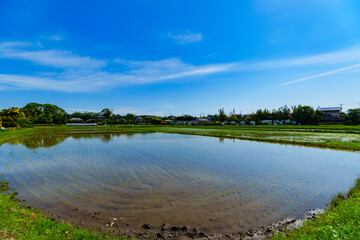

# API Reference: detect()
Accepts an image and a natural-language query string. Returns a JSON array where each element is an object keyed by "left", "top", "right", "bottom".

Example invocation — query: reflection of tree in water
[
  {"left": 71, "top": 134, "right": 114, "bottom": 143},
  {"left": 218, "top": 137, "right": 236, "bottom": 144},
  {"left": 5, "top": 133, "right": 135, "bottom": 149},
  {"left": 125, "top": 133, "right": 135, "bottom": 139},
  {"left": 17, "top": 135, "right": 68, "bottom": 149}
]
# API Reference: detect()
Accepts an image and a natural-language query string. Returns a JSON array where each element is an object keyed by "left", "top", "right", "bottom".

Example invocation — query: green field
[{"left": 1, "top": 125, "right": 360, "bottom": 239}]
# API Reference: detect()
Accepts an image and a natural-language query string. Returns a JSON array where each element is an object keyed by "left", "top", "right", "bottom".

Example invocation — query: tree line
[{"left": 1, "top": 102, "right": 360, "bottom": 128}]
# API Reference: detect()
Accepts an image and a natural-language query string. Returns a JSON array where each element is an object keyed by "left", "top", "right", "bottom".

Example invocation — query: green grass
[{"left": 1, "top": 124, "right": 360, "bottom": 239}]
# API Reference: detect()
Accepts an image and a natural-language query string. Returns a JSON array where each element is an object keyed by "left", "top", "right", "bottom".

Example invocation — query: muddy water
[{"left": 1, "top": 133, "right": 360, "bottom": 234}]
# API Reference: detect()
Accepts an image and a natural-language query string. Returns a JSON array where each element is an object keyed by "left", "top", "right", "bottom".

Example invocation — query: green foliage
[
  {"left": 70, "top": 111, "right": 98, "bottom": 122},
  {"left": 176, "top": 115, "right": 196, "bottom": 121},
  {"left": 292, "top": 105, "right": 322, "bottom": 125},
  {"left": 0, "top": 107, "right": 26, "bottom": 127},
  {"left": 218, "top": 108, "right": 228, "bottom": 122},
  {"left": 124, "top": 113, "right": 135, "bottom": 123},
  {"left": 346, "top": 109, "right": 360, "bottom": 125},
  {"left": 23, "top": 102, "right": 66, "bottom": 124},
  {"left": 17, "top": 118, "right": 33, "bottom": 128},
  {"left": 100, "top": 108, "right": 114, "bottom": 120}
]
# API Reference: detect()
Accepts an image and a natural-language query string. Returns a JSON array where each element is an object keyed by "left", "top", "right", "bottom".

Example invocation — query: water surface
[{"left": 0, "top": 133, "right": 359, "bottom": 233}]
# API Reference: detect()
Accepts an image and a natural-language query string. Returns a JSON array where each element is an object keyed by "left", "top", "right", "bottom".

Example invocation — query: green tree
[
  {"left": 0, "top": 108, "right": 30, "bottom": 127},
  {"left": 100, "top": 108, "right": 114, "bottom": 119},
  {"left": 218, "top": 108, "right": 228, "bottom": 122},
  {"left": 23, "top": 103, "right": 66, "bottom": 124},
  {"left": 292, "top": 105, "right": 321, "bottom": 125},
  {"left": 346, "top": 109, "right": 360, "bottom": 125}
]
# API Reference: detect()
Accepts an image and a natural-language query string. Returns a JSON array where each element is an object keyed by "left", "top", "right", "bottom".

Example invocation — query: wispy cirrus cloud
[
  {"left": 0, "top": 41, "right": 106, "bottom": 69},
  {"left": 1, "top": 40, "right": 360, "bottom": 92},
  {"left": 168, "top": 31, "right": 203, "bottom": 44},
  {"left": 279, "top": 63, "right": 360, "bottom": 86},
  {"left": 227, "top": 44, "right": 360, "bottom": 86},
  {"left": 234, "top": 45, "right": 360, "bottom": 71},
  {"left": 0, "top": 41, "right": 231, "bottom": 92}
]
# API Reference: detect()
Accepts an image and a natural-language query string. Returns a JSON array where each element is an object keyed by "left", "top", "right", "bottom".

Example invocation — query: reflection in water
[
  {"left": 6, "top": 134, "right": 119, "bottom": 149},
  {"left": 0, "top": 133, "right": 360, "bottom": 233}
]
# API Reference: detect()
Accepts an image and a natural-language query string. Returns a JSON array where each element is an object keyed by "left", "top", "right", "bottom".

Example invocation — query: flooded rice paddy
[{"left": 0, "top": 133, "right": 360, "bottom": 233}]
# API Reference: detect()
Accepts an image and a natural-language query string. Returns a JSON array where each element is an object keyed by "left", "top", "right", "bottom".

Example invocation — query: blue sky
[{"left": 0, "top": 0, "right": 360, "bottom": 116}]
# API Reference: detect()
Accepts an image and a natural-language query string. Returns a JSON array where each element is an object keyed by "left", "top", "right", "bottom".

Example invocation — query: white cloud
[
  {"left": 168, "top": 31, "right": 203, "bottom": 44},
  {"left": 233, "top": 45, "right": 360, "bottom": 72},
  {"left": 115, "top": 57, "right": 232, "bottom": 83},
  {"left": 0, "top": 41, "right": 106, "bottom": 69},
  {"left": 0, "top": 42, "right": 231, "bottom": 92},
  {"left": 1, "top": 40, "right": 360, "bottom": 92},
  {"left": 279, "top": 63, "right": 360, "bottom": 86}
]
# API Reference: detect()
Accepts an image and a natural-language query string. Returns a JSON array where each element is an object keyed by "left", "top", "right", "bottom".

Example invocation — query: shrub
[
  {"left": 17, "top": 118, "right": 33, "bottom": 128},
  {"left": 2, "top": 121, "right": 18, "bottom": 128}
]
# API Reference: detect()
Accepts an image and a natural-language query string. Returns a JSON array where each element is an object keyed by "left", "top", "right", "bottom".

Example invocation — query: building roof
[
  {"left": 195, "top": 118, "right": 210, "bottom": 122},
  {"left": 69, "top": 117, "right": 83, "bottom": 121},
  {"left": 319, "top": 107, "right": 341, "bottom": 111}
]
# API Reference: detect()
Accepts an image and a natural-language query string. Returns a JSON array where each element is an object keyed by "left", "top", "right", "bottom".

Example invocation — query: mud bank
[{"left": 41, "top": 206, "right": 324, "bottom": 240}]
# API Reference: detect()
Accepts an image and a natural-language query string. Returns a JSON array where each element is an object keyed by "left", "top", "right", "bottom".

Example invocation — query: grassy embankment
[{"left": 1, "top": 124, "right": 360, "bottom": 239}]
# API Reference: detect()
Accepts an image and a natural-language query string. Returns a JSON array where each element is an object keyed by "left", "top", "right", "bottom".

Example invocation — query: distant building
[
  {"left": 243, "top": 114, "right": 252, "bottom": 119},
  {"left": 164, "top": 119, "right": 174, "bottom": 125},
  {"left": 95, "top": 115, "right": 107, "bottom": 122},
  {"left": 285, "top": 119, "right": 296, "bottom": 125},
  {"left": 135, "top": 117, "right": 143, "bottom": 124},
  {"left": 273, "top": 120, "right": 280, "bottom": 125},
  {"left": 319, "top": 107, "right": 342, "bottom": 119},
  {"left": 69, "top": 117, "right": 83, "bottom": 123},
  {"left": 261, "top": 120, "right": 272, "bottom": 125},
  {"left": 192, "top": 118, "right": 211, "bottom": 125},
  {"left": 66, "top": 123, "right": 97, "bottom": 126},
  {"left": 230, "top": 121, "right": 238, "bottom": 125},
  {"left": 114, "top": 114, "right": 122, "bottom": 120}
]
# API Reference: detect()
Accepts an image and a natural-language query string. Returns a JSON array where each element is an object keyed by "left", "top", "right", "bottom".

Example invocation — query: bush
[
  {"left": 17, "top": 118, "right": 33, "bottom": 128},
  {"left": 2, "top": 121, "right": 18, "bottom": 128}
]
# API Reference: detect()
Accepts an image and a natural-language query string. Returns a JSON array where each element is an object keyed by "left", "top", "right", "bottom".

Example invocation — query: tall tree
[
  {"left": 292, "top": 105, "right": 321, "bottom": 124},
  {"left": 100, "top": 108, "right": 114, "bottom": 119},
  {"left": 346, "top": 109, "right": 360, "bottom": 125}
]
